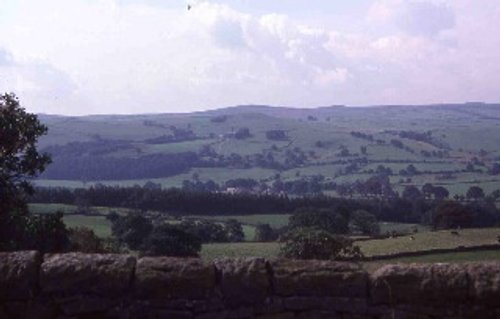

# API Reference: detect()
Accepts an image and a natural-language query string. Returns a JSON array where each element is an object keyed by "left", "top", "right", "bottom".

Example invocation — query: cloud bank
[{"left": 0, "top": 0, "right": 499, "bottom": 114}]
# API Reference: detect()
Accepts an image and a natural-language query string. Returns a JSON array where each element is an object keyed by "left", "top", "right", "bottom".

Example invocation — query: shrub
[
  {"left": 279, "top": 228, "right": 362, "bottom": 260},
  {"left": 254, "top": 223, "right": 278, "bottom": 242},
  {"left": 142, "top": 224, "right": 201, "bottom": 257},
  {"left": 68, "top": 226, "right": 105, "bottom": 253}
]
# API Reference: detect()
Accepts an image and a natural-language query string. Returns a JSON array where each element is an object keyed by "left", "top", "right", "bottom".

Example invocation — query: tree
[
  {"left": 402, "top": 186, "right": 423, "bottom": 201},
  {"left": 349, "top": 210, "right": 380, "bottom": 236},
  {"left": 234, "top": 127, "right": 251, "bottom": 139},
  {"left": 254, "top": 223, "right": 277, "bottom": 242},
  {"left": 289, "top": 208, "right": 349, "bottom": 235},
  {"left": 279, "top": 228, "right": 362, "bottom": 260},
  {"left": 109, "top": 212, "right": 153, "bottom": 250},
  {"left": 0, "top": 93, "right": 51, "bottom": 215},
  {"left": 466, "top": 186, "right": 485, "bottom": 201},
  {"left": 0, "top": 93, "right": 53, "bottom": 250},
  {"left": 432, "top": 201, "right": 473, "bottom": 229},
  {"left": 422, "top": 183, "right": 435, "bottom": 199},
  {"left": 224, "top": 219, "right": 245, "bottom": 242},
  {"left": 68, "top": 226, "right": 105, "bottom": 253},
  {"left": 432, "top": 186, "right": 449, "bottom": 200},
  {"left": 142, "top": 224, "right": 201, "bottom": 257}
]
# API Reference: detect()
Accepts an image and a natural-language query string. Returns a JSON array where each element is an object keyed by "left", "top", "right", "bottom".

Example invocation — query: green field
[
  {"left": 200, "top": 228, "right": 500, "bottom": 261},
  {"left": 364, "top": 250, "right": 500, "bottom": 272},
  {"left": 192, "top": 214, "right": 291, "bottom": 228},
  {"left": 357, "top": 228, "right": 500, "bottom": 257},
  {"left": 201, "top": 242, "right": 280, "bottom": 260},
  {"left": 63, "top": 215, "right": 112, "bottom": 238},
  {"left": 34, "top": 104, "right": 500, "bottom": 201}
]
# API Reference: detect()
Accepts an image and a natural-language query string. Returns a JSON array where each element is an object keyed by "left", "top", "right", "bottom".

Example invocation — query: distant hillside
[{"left": 35, "top": 103, "right": 500, "bottom": 198}]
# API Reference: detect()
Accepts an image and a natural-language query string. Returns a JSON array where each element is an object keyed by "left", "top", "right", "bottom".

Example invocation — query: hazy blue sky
[{"left": 0, "top": 0, "right": 499, "bottom": 114}]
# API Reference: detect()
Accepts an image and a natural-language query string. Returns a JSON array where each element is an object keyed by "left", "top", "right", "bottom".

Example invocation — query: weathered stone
[
  {"left": 370, "top": 263, "right": 468, "bottom": 306},
  {"left": 3, "top": 300, "right": 57, "bottom": 319},
  {"left": 256, "top": 312, "right": 295, "bottom": 319},
  {"left": 296, "top": 311, "right": 339, "bottom": 319},
  {"left": 255, "top": 297, "right": 284, "bottom": 315},
  {"left": 321, "top": 297, "right": 368, "bottom": 313},
  {"left": 0, "top": 251, "right": 40, "bottom": 300},
  {"left": 135, "top": 257, "right": 215, "bottom": 299},
  {"left": 283, "top": 296, "right": 322, "bottom": 311},
  {"left": 195, "top": 311, "right": 228, "bottom": 319},
  {"left": 271, "top": 259, "right": 367, "bottom": 298},
  {"left": 226, "top": 306, "right": 255, "bottom": 318},
  {"left": 466, "top": 262, "right": 500, "bottom": 307},
  {"left": 214, "top": 258, "right": 270, "bottom": 307},
  {"left": 40, "top": 253, "right": 136, "bottom": 296},
  {"left": 153, "top": 309, "right": 193, "bottom": 319},
  {"left": 56, "top": 296, "right": 118, "bottom": 316}
]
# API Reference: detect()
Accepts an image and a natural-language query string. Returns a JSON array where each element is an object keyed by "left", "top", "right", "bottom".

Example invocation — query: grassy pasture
[
  {"left": 192, "top": 214, "right": 291, "bottom": 229},
  {"left": 357, "top": 227, "right": 500, "bottom": 257},
  {"left": 201, "top": 242, "right": 280, "bottom": 260},
  {"left": 63, "top": 215, "right": 112, "bottom": 238}
]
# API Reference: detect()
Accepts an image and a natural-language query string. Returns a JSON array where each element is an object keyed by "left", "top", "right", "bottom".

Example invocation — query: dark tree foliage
[
  {"left": 254, "top": 223, "right": 278, "bottom": 242},
  {"left": 0, "top": 93, "right": 60, "bottom": 251},
  {"left": 42, "top": 152, "right": 199, "bottom": 181},
  {"left": 279, "top": 228, "right": 362, "bottom": 260},
  {"left": 31, "top": 185, "right": 498, "bottom": 226},
  {"left": 19, "top": 212, "right": 69, "bottom": 253},
  {"left": 109, "top": 212, "right": 153, "bottom": 250},
  {"left": 179, "top": 219, "right": 228, "bottom": 243},
  {"left": 0, "top": 93, "right": 51, "bottom": 216},
  {"left": 289, "top": 208, "right": 349, "bottom": 235},
  {"left": 349, "top": 210, "right": 380, "bottom": 235},
  {"left": 265, "top": 130, "right": 287, "bottom": 141},
  {"left": 402, "top": 186, "right": 423, "bottom": 201},
  {"left": 234, "top": 127, "right": 251, "bottom": 139},
  {"left": 432, "top": 201, "right": 473, "bottom": 229},
  {"left": 466, "top": 186, "right": 485, "bottom": 201},
  {"left": 224, "top": 219, "right": 245, "bottom": 242},
  {"left": 68, "top": 226, "right": 105, "bottom": 253},
  {"left": 142, "top": 224, "right": 201, "bottom": 257}
]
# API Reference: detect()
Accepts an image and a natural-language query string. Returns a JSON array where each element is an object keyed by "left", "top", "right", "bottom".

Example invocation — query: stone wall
[{"left": 1, "top": 251, "right": 499, "bottom": 319}]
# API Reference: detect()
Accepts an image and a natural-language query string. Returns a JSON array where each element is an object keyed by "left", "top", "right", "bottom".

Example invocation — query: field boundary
[{"left": 363, "top": 244, "right": 500, "bottom": 261}]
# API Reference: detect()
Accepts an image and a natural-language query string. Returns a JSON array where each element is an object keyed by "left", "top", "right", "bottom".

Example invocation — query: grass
[
  {"left": 29, "top": 203, "right": 131, "bottom": 216},
  {"left": 192, "top": 214, "right": 291, "bottom": 228},
  {"left": 200, "top": 242, "right": 280, "bottom": 260},
  {"left": 63, "top": 215, "right": 111, "bottom": 238},
  {"left": 379, "top": 222, "right": 429, "bottom": 234},
  {"left": 357, "top": 227, "right": 500, "bottom": 257},
  {"left": 28, "top": 203, "right": 78, "bottom": 214},
  {"left": 364, "top": 249, "right": 500, "bottom": 272}
]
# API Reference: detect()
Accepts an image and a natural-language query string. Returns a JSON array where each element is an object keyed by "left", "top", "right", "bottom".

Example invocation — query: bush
[
  {"left": 350, "top": 210, "right": 380, "bottom": 236},
  {"left": 279, "top": 228, "right": 362, "bottom": 260},
  {"left": 254, "top": 223, "right": 278, "bottom": 242},
  {"left": 289, "top": 208, "right": 349, "bottom": 235},
  {"left": 20, "top": 212, "right": 70, "bottom": 253},
  {"left": 68, "top": 226, "right": 105, "bottom": 253},
  {"left": 142, "top": 224, "right": 201, "bottom": 257},
  {"left": 109, "top": 212, "right": 153, "bottom": 250}
]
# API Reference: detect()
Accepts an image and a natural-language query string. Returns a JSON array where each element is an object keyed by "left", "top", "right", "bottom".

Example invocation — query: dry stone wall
[{"left": 1, "top": 251, "right": 500, "bottom": 319}]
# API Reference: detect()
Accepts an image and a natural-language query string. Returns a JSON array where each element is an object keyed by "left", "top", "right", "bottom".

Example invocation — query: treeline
[
  {"left": 41, "top": 152, "right": 199, "bottom": 180},
  {"left": 27, "top": 185, "right": 435, "bottom": 223}
]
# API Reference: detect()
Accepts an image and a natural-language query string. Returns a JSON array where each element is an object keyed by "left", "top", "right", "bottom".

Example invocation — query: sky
[{"left": 0, "top": 0, "right": 499, "bottom": 115}]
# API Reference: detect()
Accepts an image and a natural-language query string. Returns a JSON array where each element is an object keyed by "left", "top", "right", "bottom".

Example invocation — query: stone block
[
  {"left": 0, "top": 251, "right": 41, "bottom": 300},
  {"left": 466, "top": 262, "right": 500, "bottom": 307},
  {"left": 370, "top": 263, "right": 468, "bottom": 306},
  {"left": 40, "top": 253, "right": 136, "bottom": 296},
  {"left": 214, "top": 258, "right": 270, "bottom": 307},
  {"left": 271, "top": 259, "right": 367, "bottom": 298},
  {"left": 135, "top": 257, "right": 215, "bottom": 300}
]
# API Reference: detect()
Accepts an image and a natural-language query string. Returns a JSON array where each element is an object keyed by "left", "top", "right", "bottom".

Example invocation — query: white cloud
[{"left": 0, "top": 0, "right": 499, "bottom": 114}]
